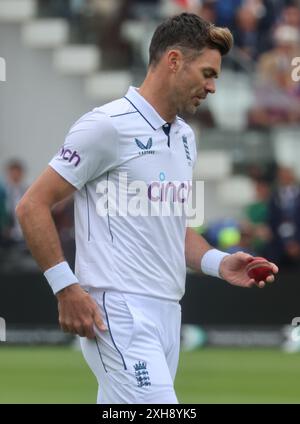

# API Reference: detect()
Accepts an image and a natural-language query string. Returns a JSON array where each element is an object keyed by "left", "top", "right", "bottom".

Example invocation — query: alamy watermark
[
  {"left": 95, "top": 172, "right": 205, "bottom": 227},
  {"left": 0, "top": 317, "right": 6, "bottom": 342},
  {"left": 0, "top": 57, "right": 6, "bottom": 82},
  {"left": 291, "top": 57, "right": 300, "bottom": 82}
]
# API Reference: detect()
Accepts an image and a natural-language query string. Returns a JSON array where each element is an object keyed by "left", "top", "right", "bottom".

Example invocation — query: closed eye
[{"left": 203, "top": 70, "right": 219, "bottom": 79}]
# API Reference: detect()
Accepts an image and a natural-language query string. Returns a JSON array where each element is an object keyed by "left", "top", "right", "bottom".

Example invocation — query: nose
[{"left": 206, "top": 78, "right": 216, "bottom": 94}]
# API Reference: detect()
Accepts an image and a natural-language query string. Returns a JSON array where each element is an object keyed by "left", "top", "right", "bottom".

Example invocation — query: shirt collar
[{"left": 124, "top": 86, "right": 168, "bottom": 130}]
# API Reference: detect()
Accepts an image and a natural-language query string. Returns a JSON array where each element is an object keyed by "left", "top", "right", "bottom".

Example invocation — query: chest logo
[
  {"left": 135, "top": 138, "right": 155, "bottom": 155},
  {"left": 134, "top": 361, "right": 151, "bottom": 388}
]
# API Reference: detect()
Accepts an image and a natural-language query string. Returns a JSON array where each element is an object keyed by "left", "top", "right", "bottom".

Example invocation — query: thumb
[
  {"left": 94, "top": 310, "right": 107, "bottom": 332},
  {"left": 236, "top": 251, "right": 254, "bottom": 264}
]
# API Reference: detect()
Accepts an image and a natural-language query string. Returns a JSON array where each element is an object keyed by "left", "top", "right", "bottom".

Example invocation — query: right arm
[{"left": 16, "top": 166, "right": 106, "bottom": 338}]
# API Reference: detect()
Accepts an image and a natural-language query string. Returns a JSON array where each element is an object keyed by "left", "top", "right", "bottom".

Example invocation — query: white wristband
[
  {"left": 201, "top": 249, "right": 230, "bottom": 278},
  {"left": 44, "top": 261, "right": 79, "bottom": 295}
]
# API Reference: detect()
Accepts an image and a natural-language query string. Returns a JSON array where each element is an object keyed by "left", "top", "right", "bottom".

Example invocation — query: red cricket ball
[{"left": 246, "top": 257, "right": 273, "bottom": 282}]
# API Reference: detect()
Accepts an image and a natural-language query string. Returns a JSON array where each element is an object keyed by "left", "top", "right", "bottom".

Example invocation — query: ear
[{"left": 167, "top": 49, "right": 182, "bottom": 73}]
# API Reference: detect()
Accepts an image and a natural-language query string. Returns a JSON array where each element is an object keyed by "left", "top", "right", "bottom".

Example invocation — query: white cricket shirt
[{"left": 49, "top": 87, "right": 197, "bottom": 301}]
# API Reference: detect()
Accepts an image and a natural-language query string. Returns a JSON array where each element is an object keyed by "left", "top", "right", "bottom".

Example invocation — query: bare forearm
[
  {"left": 16, "top": 199, "right": 64, "bottom": 271},
  {"left": 185, "top": 227, "right": 212, "bottom": 272}
]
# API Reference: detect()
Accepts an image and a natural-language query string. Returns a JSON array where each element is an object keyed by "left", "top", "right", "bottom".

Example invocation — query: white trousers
[{"left": 80, "top": 290, "right": 181, "bottom": 404}]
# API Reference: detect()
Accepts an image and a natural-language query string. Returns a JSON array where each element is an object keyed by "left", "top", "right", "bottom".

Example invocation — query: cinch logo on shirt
[
  {"left": 95, "top": 172, "right": 204, "bottom": 226},
  {"left": 135, "top": 138, "right": 155, "bottom": 155},
  {"left": 148, "top": 180, "right": 192, "bottom": 203},
  {"left": 59, "top": 147, "right": 81, "bottom": 167}
]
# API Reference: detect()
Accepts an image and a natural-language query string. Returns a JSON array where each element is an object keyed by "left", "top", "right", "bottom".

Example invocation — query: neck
[{"left": 138, "top": 70, "right": 177, "bottom": 123}]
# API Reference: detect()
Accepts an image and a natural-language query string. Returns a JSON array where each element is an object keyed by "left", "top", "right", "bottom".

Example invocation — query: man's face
[{"left": 172, "top": 47, "right": 221, "bottom": 115}]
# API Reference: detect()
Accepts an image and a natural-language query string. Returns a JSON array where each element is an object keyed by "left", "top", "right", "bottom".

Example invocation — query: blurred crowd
[
  {"left": 0, "top": 160, "right": 27, "bottom": 248},
  {"left": 202, "top": 164, "right": 300, "bottom": 267},
  {"left": 37, "top": 0, "right": 300, "bottom": 126},
  {"left": 0, "top": 160, "right": 75, "bottom": 271}
]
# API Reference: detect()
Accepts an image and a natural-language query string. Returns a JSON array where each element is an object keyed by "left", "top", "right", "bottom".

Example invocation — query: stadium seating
[
  {"left": 22, "top": 18, "right": 69, "bottom": 48},
  {"left": 0, "top": 0, "right": 35, "bottom": 22}
]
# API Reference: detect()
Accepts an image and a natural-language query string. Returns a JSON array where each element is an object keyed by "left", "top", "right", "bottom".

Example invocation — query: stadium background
[{"left": 1, "top": 0, "right": 300, "bottom": 403}]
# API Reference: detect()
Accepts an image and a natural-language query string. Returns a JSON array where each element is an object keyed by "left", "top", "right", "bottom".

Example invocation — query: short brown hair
[{"left": 149, "top": 13, "right": 233, "bottom": 67}]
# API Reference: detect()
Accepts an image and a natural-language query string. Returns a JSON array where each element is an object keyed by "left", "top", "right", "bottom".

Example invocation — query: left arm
[
  {"left": 185, "top": 227, "right": 212, "bottom": 271},
  {"left": 185, "top": 228, "right": 279, "bottom": 288}
]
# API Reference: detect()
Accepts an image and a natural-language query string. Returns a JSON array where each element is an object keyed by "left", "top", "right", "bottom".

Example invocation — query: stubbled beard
[
  {"left": 181, "top": 101, "right": 198, "bottom": 115},
  {"left": 175, "top": 89, "right": 199, "bottom": 115}
]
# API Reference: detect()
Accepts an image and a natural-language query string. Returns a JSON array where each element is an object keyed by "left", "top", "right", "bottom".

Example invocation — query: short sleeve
[{"left": 49, "top": 110, "right": 119, "bottom": 190}]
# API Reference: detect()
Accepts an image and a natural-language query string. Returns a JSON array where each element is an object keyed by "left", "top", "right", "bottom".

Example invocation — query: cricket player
[{"left": 17, "top": 13, "right": 278, "bottom": 404}]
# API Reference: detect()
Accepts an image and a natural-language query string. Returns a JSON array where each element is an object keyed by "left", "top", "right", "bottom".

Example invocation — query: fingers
[
  {"left": 260, "top": 271, "right": 276, "bottom": 286},
  {"left": 235, "top": 251, "right": 254, "bottom": 263},
  {"left": 58, "top": 291, "right": 108, "bottom": 339},
  {"left": 94, "top": 311, "right": 107, "bottom": 333},
  {"left": 83, "top": 313, "right": 107, "bottom": 339},
  {"left": 84, "top": 319, "right": 97, "bottom": 339},
  {"left": 240, "top": 253, "right": 279, "bottom": 289},
  {"left": 236, "top": 252, "right": 279, "bottom": 270},
  {"left": 60, "top": 319, "right": 99, "bottom": 339},
  {"left": 248, "top": 278, "right": 267, "bottom": 288},
  {"left": 59, "top": 312, "right": 107, "bottom": 339},
  {"left": 246, "top": 278, "right": 256, "bottom": 288},
  {"left": 248, "top": 275, "right": 274, "bottom": 289},
  {"left": 59, "top": 319, "right": 89, "bottom": 337},
  {"left": 269, "top": 262, "right": 279, "bottom": 274},
  {"left": 237, "top": 252, "right": 279, "bottom": 273},
  {"left": 254, "top": 275, "right": 275, "bottom": 288}
]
